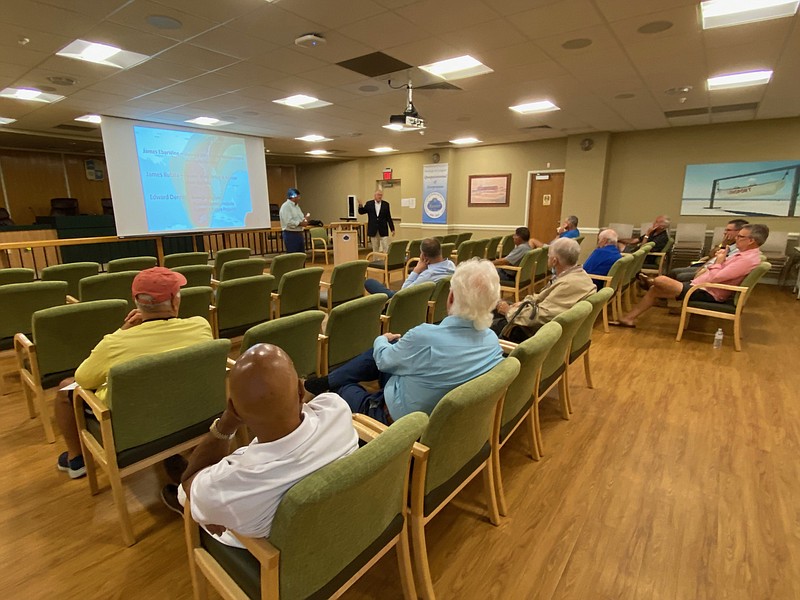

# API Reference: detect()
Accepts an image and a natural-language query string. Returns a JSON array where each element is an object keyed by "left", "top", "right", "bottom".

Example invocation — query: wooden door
[
  {"left": 528, "top": 172, "right": 564, "bottom": 244},
  {"left": 267, "top": 165, "right": 297, "bottom": 226}
]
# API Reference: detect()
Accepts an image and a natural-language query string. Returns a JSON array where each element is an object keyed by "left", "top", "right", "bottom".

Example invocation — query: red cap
[{"left": 131, "top": 267, "right": 187, "bottom": 304}]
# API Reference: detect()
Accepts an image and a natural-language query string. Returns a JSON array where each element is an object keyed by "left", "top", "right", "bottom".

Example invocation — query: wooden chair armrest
[
  {"left": 226, "top": 357, "right": 236, "bottom": 368},
  {"left": 13, "top": 333, "right": 35, "bottom": 373},
  {"left": 499, "top": 339, "right": 518, "bottom": 354},
  {"left": 411, "top": 440, "right": 430, "bottom": 460},
  {"left": 270, "top": 292, "right": 279, "bottom": 300},
  {"left": 319, "top": 280, "right": 331, "bottom": 289},
  {"left": 500, "top": 265, "right": 522, "bottom": 272},
  {"left": 66, "top": 295, "right": 79, "bottom": 304},
  {"left": 353, "top": 413, "right": 387, "bottom": 433},
  {"left": 427, "top": 300, "right": 435, "bottom": 308},
  {"left": 689, "top": 282, "right": 747, "bottom": 293},
  {"left": 593, "top": 274, "right": 612, "bottom": 282},
  {"left": 366, "top": 252, "right": 387, "bottom": 263},
  {"left": 75, "top": 386, "right": 110, "bottom": 420},
  {"left": 380, "top": 314, "right": 390, "bottom": 323},
  {"left": 234, "top": 534, "right": 280, "bottom": 567}
]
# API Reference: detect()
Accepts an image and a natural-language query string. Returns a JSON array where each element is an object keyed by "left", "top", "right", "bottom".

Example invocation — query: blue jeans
[
  {"left": 329, "top": 348, "right": 393, "bottom": 424},
  {"left": 282, "top": 230, "right": 305, "bottom": 253},
  {"left": 497, "top": 267, "right": 515, "bottom": 282},
  {"left": 364, "top": 278, "right": 396, "bottom": 298}
]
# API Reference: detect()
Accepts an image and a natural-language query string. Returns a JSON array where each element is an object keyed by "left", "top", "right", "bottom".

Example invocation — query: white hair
[
  {"left": 599, "top": 229, "right": 618, "bottom": 244},
  {"left": 135, "top": 293, "right": 178, "bottom": 313},
  {"left": 549, "top": 238, "right": 580, "bottom": 267},
  {"left": 448, "top": 258, "right": 499, "bottom": 330}
]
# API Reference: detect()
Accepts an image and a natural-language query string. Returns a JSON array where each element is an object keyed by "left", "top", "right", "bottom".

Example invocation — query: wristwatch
[{"left": 209, "top": 417, "right": 236, "bottom": 440}]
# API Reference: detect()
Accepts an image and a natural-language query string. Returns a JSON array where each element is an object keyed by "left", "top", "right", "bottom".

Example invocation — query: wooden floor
[{"left": 1, "top": 280, "right": 799, "bottom": 599}]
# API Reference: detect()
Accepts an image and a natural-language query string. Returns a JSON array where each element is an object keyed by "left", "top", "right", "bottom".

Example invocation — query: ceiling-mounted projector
[
  {"left": 295, "top": 33, "right": 326, "bottom": 48},
  {"left": 384, "top": 80, "right": 426, "bottom": 132}
]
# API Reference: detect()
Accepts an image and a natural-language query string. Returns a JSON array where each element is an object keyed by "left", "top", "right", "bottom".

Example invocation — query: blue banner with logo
[{"left": 422, "top": 163, "right": 448, "bottom": 224}]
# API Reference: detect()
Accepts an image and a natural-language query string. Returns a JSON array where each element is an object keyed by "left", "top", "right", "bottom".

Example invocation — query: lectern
[{"left": 332, "top": 223, "right": 359, "bottom": 264}]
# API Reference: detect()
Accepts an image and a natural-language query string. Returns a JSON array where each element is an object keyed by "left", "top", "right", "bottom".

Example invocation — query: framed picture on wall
[{"left": 468, "top": 174, "right": 511, "bottom": 206}]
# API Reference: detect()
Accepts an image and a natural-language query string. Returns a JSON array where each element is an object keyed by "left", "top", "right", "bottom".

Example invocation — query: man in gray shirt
[
  {"left": 493, "top": 227, "right": 531, "bottom": 282},
  {"left": 365, "top": 237, "right": 455, "bottom": 298}
]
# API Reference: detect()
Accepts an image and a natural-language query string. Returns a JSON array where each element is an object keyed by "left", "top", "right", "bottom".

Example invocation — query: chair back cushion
[
  {"left": 502, "top": 322, "right": 561, "bottom": 440},
  {"left": 471, "top": 239, "right": 489, "bottom": 260},
  {"left": 406, "top": 239, "right": 422, "bottom": 261},
  {"left": 172, "top": 265, "right": 213, "bottom": 288},
  {"left": 32, "top": 299, "right": 128, "bottom": 381},
  {"left": 428, "top": 276, "right": 452, "bottom": 324},
  {"left": 420, "top": 357, "right": 520, "bottom": 516},
  {"left": 485, "top": 236, "right": 502, "bottom": 261},
  {"left": 440, "top": 243, "right": 456, "bottom": 261},
  {"left": 270, "top": 412, "right": 428, "bottom": 600},
  {"left": 177, "top": 286, "right": 213, "bottom": 322},
  {"left": 41, "top": 262, "right": 100, "bottom": 298},
  {"left": 270, "top": 253, "right": 307, "bottom": 288},
  {"left": 514, "top": 249, "right": 538, "bottom": 288},
  {"left": 219, "top": 258, "right": 267, "bottom": 282},
  {"left": 328, "top": 260, "right": 368, "bottom": 306},
  {"left": 442, "top": 234, "right": 458, "bottom": 244},
  {"left": 242, "top": 310, "right": 325, "bottom": 378},
  {"left": 0, "top": 281, "right": 67, "bottom": 343},
  {"left": 277, "top": 267, "right": 323, "bottom": 316},
  {"left": 107, "top": 256, "right": 157, "bottom": 273},
  {"left": 216, "top": 275, "right": 275, "bottom": 335},
  {"left": 500, "top": 235, "right": 515, "bottom": 257},
  {"left": 326, "top": 294, "right": 387, "bottom": 369},
  {"left": 540, "top": 301, "right": 592, "bottom": 384},
  {"left": 163, "top": 252, "right": 209, "bottom": 269},
  {"left": 385, "top": 282, "right": 435, "bottom": 335},
  {"left": 79, "top": 271, "right": 138, "bottom": 310},
  {"left": 454, "top": 232, "right": 472, "bottom": 247},
  {"left": 107, "top": 339, "right": 230, "bottom": 452},
  {"left": 455, "top": 240, "right": 475, "bottom": 264},
  {"left": 309, "top": 227, "right": 328, "bottom": 243},
  {"left": 386, "top": 240, "right": 409, "bottom": 269},
  {"left": 0, "top": 268, "right": 35, "bottom": 286},
  {"left": 214, "top": 248, "right": 251, "bottom": 277},
  {"left": 570, "top": 288, "right": 614, "bottom": 361},
  {"left": 606, "top": 254, "right": 634, "bottom": 291},
  {"left": 734, "top": 260, "right": 771, "bottom": 306}
]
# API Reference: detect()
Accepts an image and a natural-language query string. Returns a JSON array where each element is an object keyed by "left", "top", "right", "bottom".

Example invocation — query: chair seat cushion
[
  {"left": 688, "top": 300, "right": 736, "bottom": 314},
  {"left": 500, "top": 399, "right": 534, "bottom": 442},
  {"left": 319, "top": 289, "right": 329, "bottom": 305},
  {"left": 569, "top": 340, "right": 591, "bottom": 364},
  {"left": 41, "top": 368, "right": 77, "bottom": 390},
  {"left": 367, "top": 261, "right": 385, "bottom": 270},
  {"left": 538, "top": 364, "right": 566, "bottom": 395}
]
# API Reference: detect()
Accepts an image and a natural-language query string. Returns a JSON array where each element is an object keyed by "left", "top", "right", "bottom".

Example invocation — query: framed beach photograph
[{"left": 468, "top": 174, "right": 511, "bottom": 206}]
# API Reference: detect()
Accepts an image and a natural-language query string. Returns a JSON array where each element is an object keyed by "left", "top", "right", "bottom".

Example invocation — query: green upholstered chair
[
  {"left": 641, "top": 237, "right": 674, "bottom": 276},
  {"left": 242, "top": 310, "right": 326, "bottom": 379},
  {"left": 404, "top": 239, "right": 423, "bottom": 278},
  {"left": 575, "top": 235, "right": 585, "bottom": 246},
  {"left": 381, "top": 282, "right": 435, "bottom": 336},
  {"left": 426, "top": 276, "right": 451, "bottom": 324},
  {"left": 407, "top": 357, "right": 520, "bottom": 599},
  {"left": 592, "top": 254, "right": 634, "bottom": 330},
  {"left": 493, "top": 321, "right": 561, "bottom": 513},
  {"left": 269, "top": 253, "right": 306, "bottom": 289},
  {"left": 107, "top": 256, "right": 157, "bottom": 273},
  {"left": 309, "top": 227, "right": 329, "bottom": 264},
  {"left": 214, "top": 247, "right": 251, "bottom": 278},
  {"left": 533, "top": 246, "right": 549, "bottom": 290},
  {"left": 215, "top": 275, "right": 275, "bottom": 339},
  {"left": 454, "top": 240, "right": 476, "bottom": 265},
  {"left": 471, "top": 239, "right": 489, "bottom": 260},
  {"left": 454, "top": 232, "right": 472, "bottom": 247},
  {"left": 320, "top": 260, "right": 368, "bottom": 312},
  {"left": 75, "top": 339, "right": 230, "bottom": 546},
  {"left": 442, "top": 234, "right": 458, "bottom": 245},
  {"left": 172, "top": 264, "right": 213, "bottom": 289},
  {"left": 177, "top": 286, "right": 216, "bottom": 336},
  {"left": 0, "top": 268, "right": 35, "bottom": 286},
  {"left": 0, "top": 281, "right": 67, "bottom": 353},
  {"left": 485, "top": 236, "right": 503, "bottom": 260},
  {"left": 185, "top": 411, "right": 429, "bottom": 600},
  {"left": 271, "top": 267, "right": 323, "bottom": 318},
  {"left": 14, "top": 299, "right": 128, "bottom": 443},
  {"left": 218, "top": 258, "right": 267, "bottom": 283},
  {"left": 676, "top": 261, "right": 771, "bottom": 352},
  {"left": 621, "top": 246, "right": 651, "bottom": 312},
  {"left": 41, "top": 262, "right": 100, "bottom": 299},
  {"left": 367, "top": 240, "right": 409, "bottom": 286},
  {"left": 568, "top": 288, "right": 613, "bottom": 390},
  {"left": 499, "top": 235, "right": 515, "bottom": 258},
  {"left": 163, "top": 252, "right": 209, "bottom": 269},
  {"left": 499, "top": 248, "right": 540, "bottom": 302},
  {"left": 79, "top": 271, "right": 138, "bottom": 311},
  {"left": 320, "top": 294, "right": 387, "bottom": 375},
  {"left": 440, "top": 243, "right": 456, "bottom": 262}
]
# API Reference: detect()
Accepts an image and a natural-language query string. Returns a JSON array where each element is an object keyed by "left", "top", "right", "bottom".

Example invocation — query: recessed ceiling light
[
  {"left": 56, "top": 39, "right": 150, "bottom": 69},
  {"left": 419, "top": 55, "right": 493, "bottom": 81},
  {"left": 637, "top": 21, "right": 674, "bottom": 34},
  {"left": 75, "top": 114, "right": 102, "bottom": 124},
  {"left": 185, "top": 116, "right": 233, "bottom": 126},
  {"left": 146, "top": 14, "right": 183, "bottom": 29},
  {"left": 561, "top": 38, "right": 593, "bottom": 50},
  {"left": 0, "top": 87, "right": 64, "bottom": 103},
  {"left": 0, "top": 117, "right": 16, "bottom": 125},
  {"left": 359, "top": 84, "right": 379, "bottom": 92},
  {"left": 306, "top": 149, "right": 331, "bottom": 155},
  {"left": 701, "top": 0, "right": 799, "bottom": 29},
  {"left": 273, "top": 94, "right": 332, "bottom": 109},
  {"left": 296, "top": 134, "right": 333, "bottom": 142},
  {"left": 369, "top": 146, "right": 396, "bottom": 153},
  {"left": 450, "top": 137, "right": 481, "bottom": 145},
  {"left": 509, "top": 100, "right": 560, "bottom": 114},
  {"left": 707, "top": 70, "right": 773, "bottom": 90}
]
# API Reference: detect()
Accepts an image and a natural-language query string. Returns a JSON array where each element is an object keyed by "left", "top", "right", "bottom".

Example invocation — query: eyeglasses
[{"left": 735, "top": 233, "right": 752, "bottom": 239}]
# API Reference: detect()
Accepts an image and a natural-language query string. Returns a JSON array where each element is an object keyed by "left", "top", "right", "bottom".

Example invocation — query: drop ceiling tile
[
  {"left": 396, "top": 0, "right": 498, "bottom": 34},
  {"left": 487, "top": 0, "right": 562, "bottom": 17},
  {"left": 0, "top": 24, "right": 72, "bottom": 56},
  {"left": 512, "top": 0, "right": 603, "bottom": 40},
  {"left": 188, "top": 26, "right": 276, "bottom": 60},
  {"left": 623, "top": 33, "right": 705, "bottom": 68},
  {"left": 594, "top": 0, "right": 697, "bottom": 22},
  {"left": 80, "top": 22, "right": 179, "bottom": 56},
  {"left": 609, "top": 4, "right": 700, "bottom": 45},
  {"left": 381, "top": 39, "right": 460, "bottom": 68},
  {"left": 0, "top": 45, "right": 51, "bottom": 70},
  {"left": 156, "top": 45, "right": 241, "bottom": 72},
  {"left": 251, "top": 47, "right": 330, "bottom": 74},
  {"left": 129, "top": 57, "right": 208, "bottom": 84},
  {"left": 534, "top": 24, "right": 623, "bottom": 59},
  {"left": 667, "top": 113, "right": 711, "bottom": 127},
  {"left": 226, "top": 5, "right": 326, "bottom": 46},
  {"left": 0, "top": 1, "right": 94, "bottom": 37},
  {"left": 0, "top": 61, "right": 34, "bottom": 81},
  {"left": 702, "top": 18, "right": 793, "bottom": 49},
  {"left": 279, "top": 0, "right": 387, "bottom": 28},
  {"left": 182, "top": 93, "right": 252, "bottom": 113},
  {"left": 338, "top": 12, "right": 432, "bottom": 50},
  {"left": 440, "top": 18, "right": 528, "bottom": 55},
  {"left": 35, "top": 0, "right": 130, "bottom": 17},
  {"left": 150, "top": 0, "right": 264, "bottom": 23},
  {"left": 108, "top": 0, "right": 218, "bottom": 42},
  {"left": 479, "top": 42, "right": 550, "bottom": 70},
  {"left": 292, "top": 31, "right": 375, "bottom": 65},
  {"left": 65, "top": 88, "right": 131, "bottom": 109},
  {"left": 0, "top": 98, "right": 43, "bottom": 119},
  {"left": 706, "top": 41, "right": 783, "bottom": 75},
  {"left": 211, "top": 62, "right": 286, "bottom": 85},
  {"left": 30, "top": 56, "right": 118, "bottom": 83},
  {"left": 299, "top": 65, "right": 365, "bottom": 87},
  {"left": 87, "top": 79, "right": 154, "bottom": 98}
]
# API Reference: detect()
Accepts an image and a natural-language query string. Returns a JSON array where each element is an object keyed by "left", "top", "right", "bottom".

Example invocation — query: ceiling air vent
[
  {"left": 519, "top": 125, "right": 553, "bottom": 131},
  {"left": 416, "top": 82, "right": 462, "bottom": 91},
  {"left": 665, "top": 102, "right": 758, "bottom": 118},
  {"left": 428, "top": 141, "right": 453, "bottom": 147}
]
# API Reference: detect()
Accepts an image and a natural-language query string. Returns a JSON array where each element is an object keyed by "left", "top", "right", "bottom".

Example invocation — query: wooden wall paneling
[
  {"left": 63, "top": 155, "right": 111, "bottom": 216},
  {"left": 0, "top": 150, "right": 69, "bottom": 224},
  {"left": 267, "top": 165, "right": 297, "bottom": 228}
]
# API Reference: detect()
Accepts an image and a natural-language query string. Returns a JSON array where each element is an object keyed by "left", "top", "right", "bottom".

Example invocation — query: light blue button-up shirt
[
  {"left": 401, "top": 259, "right": 456, "bottom": 289},
  {"left": 279, "top": 199, "right": 305, "bottom": 231},
  {"left": 373, "top": 316, "right": 503, "bottom": 419}
]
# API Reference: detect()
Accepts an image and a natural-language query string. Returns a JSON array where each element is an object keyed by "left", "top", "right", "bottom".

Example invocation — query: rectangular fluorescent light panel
[
  {"left": 450, "top": 137, "right": 481, "bottom": 145},
  {"left": 185, "top": 117, "right": 233, "bottom": 126},
  {"left": 419, "top": 55, "right": 493, "bottom": 81},
  {"left": 296, "top": 134, "right": 333, "bottom": 142},
  {"left": 0, "top": 117, "right": 17, "bottom": 125},
  {"left": 509, "top": 100, "right": 560, "bottom": 114},
  {"left": 57, "top": 40, "right": 150, "bottom": 69},
  {"left": 701, "top": 0, "right": 799, "bottom": 29},
  {"left": 273, "top": 94, "right": 332, "bottom": 109},
  {"left": 306, "top": 149, "right": 331, "bottom": 155},
  {"left": 369, "top": 147, "right": 396, "bottom": 153},
  {"left": 0, "top": 87, "right": 64, "bottom": 103},
  {"left": 707, "top": 70, "right": 773, "bottom": 90},
  {"left": 75, "top": 114, "right": 102, "bottom": 124}
]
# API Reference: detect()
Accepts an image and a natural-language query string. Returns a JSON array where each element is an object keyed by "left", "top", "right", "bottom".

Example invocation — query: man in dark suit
[{"left": 358, "top": 189, "right": 395, "bottom": 252}]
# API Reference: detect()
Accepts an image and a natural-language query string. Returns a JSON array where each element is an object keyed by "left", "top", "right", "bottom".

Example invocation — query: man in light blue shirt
[
  {"left": 364, "top": 237, "right": 455, "bottom": 298},
  {"left": 279, "top": 187, "right": 307, "bottom": 253},
  {"left": 304, "top": 259, "right": 504, "bottom": 424},
  {"left": 530, "top": 215, "right": 581, "bottom": 248}
]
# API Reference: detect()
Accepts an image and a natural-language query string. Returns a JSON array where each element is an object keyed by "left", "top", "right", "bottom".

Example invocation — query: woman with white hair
[{"left": 304, "top": 258, "right": 503, "bottom": 423}]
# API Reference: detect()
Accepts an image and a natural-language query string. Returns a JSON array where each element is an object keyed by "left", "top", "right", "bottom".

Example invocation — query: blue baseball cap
[{"left": 287, "top": 188, "right": 300, "bottom": 199}]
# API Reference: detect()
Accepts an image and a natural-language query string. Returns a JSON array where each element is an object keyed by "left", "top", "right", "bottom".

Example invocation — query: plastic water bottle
[{"left": 713, "top": 328, "right": 724, "bottom": 349}]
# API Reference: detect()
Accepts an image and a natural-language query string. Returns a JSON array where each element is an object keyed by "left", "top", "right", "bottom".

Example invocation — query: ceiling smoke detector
[{"left": 295, "top": 33, "right": 326, "bottom": 48}]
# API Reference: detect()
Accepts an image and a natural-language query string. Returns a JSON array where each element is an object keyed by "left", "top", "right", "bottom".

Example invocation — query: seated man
[
  {"left": 584, "top": 229, "right": 622, "bottom": 289},
  {"left": 55, "top": 267, "right": 213, "bottom": 478},
  {"left": 668, "top": 218, "right": 748, "bottom": 282},
  {"left": 530, "top": 215, "right": 580, "bottom": 248},
  {"left": 304, "top": 259, "right": 504, "bottom": 423},
  {"left": 493, "top": 226, "right": 531, "bottom": 282},
  {"left": 168, "top": 343, "right": 358, "bottom": 548},
  {"left": 494, "top": 238, "right": 596, "bottom": 342},
  {"left": 364, "top": 237, "right": 455, "bottom": 297},
  {"left": 617, "top": 224, "right": 768, "bottom": 328},
  {"left": 619, "top": 215, "right": 671, "bottom": 267}
]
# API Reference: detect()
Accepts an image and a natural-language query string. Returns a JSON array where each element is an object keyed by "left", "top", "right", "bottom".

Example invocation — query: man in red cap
[{"left": 54, "top": 267, "right": 213, "bottom": 478}]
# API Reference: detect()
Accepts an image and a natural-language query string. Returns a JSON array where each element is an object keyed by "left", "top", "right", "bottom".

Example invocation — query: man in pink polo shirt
[{"left": 616, "top": 224, "right": 768, "bottom": 327}]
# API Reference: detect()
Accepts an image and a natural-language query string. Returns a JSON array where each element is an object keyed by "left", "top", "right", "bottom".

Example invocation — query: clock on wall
[
  {"left": 432, "top": 152, "right": 440, "bottom": 163},
  {"left": 580, "top": 138, "right": 594, "bottom": 151}
]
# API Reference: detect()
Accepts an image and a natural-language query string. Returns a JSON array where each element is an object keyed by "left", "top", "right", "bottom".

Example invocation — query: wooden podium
[{"left": 332, "top": 225, "right": 359, "bottom": 264}]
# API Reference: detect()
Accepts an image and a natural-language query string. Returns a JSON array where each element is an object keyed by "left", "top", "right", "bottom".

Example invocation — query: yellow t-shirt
[{"left": 75, "top": 317, "right": 213, "bottom": 404}]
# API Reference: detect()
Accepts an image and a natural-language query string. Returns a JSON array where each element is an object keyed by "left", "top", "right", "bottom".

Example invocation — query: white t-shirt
[{"left": 182, "top": 393, "right": 358, "bottom": 548}]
